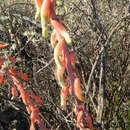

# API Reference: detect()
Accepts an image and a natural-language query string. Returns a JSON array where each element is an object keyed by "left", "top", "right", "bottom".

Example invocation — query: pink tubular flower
[
  {"left": 51, "top": 18, "right": 72, "bottom": 45},
  {"left": 41, "top": 0, "right": 50, "bottom": 38},
  {"left": 74, "top": 77, "right": 85, "bottom": 102}
]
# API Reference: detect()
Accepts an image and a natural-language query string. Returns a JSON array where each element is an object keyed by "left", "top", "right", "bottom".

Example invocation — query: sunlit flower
[
  {"left": 74, "top": 77, "right": 85, "bottom": 101},
  {"left": 51, "top": 19, "right": 72, "bottom": 45}
]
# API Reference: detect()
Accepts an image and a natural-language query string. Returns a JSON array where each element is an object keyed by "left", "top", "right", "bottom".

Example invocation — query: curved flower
[
  {"left": 74, "top": 77, "right": 85, "bottom": 102},
  {"left": 54, "top": 38, "right": 65, "bottom": 69},
  {"left": 41, "top": 0, "right": 50, "bottom": 38},
  {"left": 51, "top": 19, "right": 72, "bottom": 45}
]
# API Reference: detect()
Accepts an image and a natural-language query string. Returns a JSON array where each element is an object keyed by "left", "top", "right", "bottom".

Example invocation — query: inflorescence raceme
[
  {"left": 0, "top": 0, "right": 94, "bottom": 130},
  {"left": 34, "top": 0, "right": 94, "bottom": 130}
]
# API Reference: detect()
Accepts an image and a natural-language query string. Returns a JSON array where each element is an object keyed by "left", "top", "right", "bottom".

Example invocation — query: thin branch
[{"left": 85, "top": 15, "right": 129, "bottom": 96}]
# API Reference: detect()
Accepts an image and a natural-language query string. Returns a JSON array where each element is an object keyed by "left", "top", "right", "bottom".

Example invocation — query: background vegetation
[{"left": 0, "top": 0, "right": 129, "bottom": 130}]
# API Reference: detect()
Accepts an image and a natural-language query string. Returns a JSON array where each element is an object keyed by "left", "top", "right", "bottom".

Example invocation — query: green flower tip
[
  {"left": 64, "top": 32, "right": 72, "bottom": 45},
  {"left": 35, "top": 10, "right": 40, "bottom": 20},
  {"left": 42, "top": 27, "right": 48, "bottom": 38}
]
